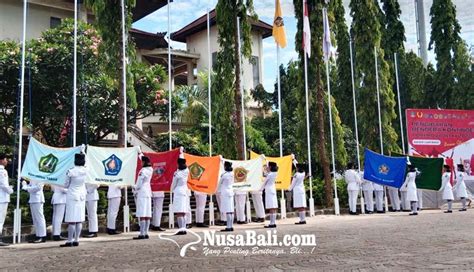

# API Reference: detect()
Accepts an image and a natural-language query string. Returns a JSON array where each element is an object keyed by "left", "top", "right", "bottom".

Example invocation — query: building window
[
  {"left": 211, "top": 52, "right": 217, "bottom": 69},
  {"left": 251, "top": 56, "right": 260, "bottom": 88},
  {"left": 50, "top": 17, "right": 62, "bottom": 29}
]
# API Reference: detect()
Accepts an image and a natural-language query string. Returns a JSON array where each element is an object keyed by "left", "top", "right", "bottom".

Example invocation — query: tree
[
  {"left": 214, "top": 0, "right": 257, "bottom": 159},
  {"left": 85, "top": 0, "right": 136, "bottom": 147},
  {"left": 380, "top": 0, "right": 405, "bottom": 61},
  {"left": 350, "top": 0, "right": 399, "bottom": 154}
]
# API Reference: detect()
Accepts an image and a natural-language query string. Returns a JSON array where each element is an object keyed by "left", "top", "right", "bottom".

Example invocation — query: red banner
[{"left": 136, "top": 149, "right": 181, "bottom": 192}]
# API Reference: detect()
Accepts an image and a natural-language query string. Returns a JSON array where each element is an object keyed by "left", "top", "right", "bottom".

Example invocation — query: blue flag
[
  {"left": 363, "top": 149, "right": 407, "bottom": 188},
  {"left": 21, "top": 138, "right": 83, "bottom": 185}
]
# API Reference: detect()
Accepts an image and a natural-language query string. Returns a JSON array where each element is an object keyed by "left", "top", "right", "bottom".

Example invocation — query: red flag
[{"left": 136, "top": 149, "right": 181, "bottom": 192}]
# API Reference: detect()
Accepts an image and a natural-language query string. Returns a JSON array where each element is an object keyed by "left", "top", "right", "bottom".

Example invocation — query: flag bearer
[
  {"left": 51, "top": 185, "right": 68, "bottom": 240},
  {"left": 454, "top": 164, "right": 468, "bottom": 211},
  {"left": 194, "top": 191, "right": 208, "bottom": 228},
  {"left": 402, "top": 165, "right": 419, "bottom": 216},
  {"left": 262, "top": 162, "right": 278, "bottom": 228},
  {"left": 218, "top": 161, "right": 235, "bottom": 232},
  {"left": 22, "top": 178, "right": 47, "bottom": 243},
  {"left": 107, "top": 185, "right": 122, "bottom": 235},
  {"left": 360, "top": 173, "right": 374, "bottom": 214},
  {"left": 344, "top": 163, "right": 361, "bottom": 215},
  {"left": 235, "top": 191, "right": 247, "bottom": 224},
  {"left": 151, "top": 191, "right": 165, "bottom": 231},
  {"left": 440, "top": 165, "right": 454, "bottom": 213},
  {"left": 289, "top": 164, "right": 307, "bottom": 224},
  {"left": 84, "top": 183, "right": 99, "bottom": 238},
  {"left": 0, "top": 153, "right": 13, "bottom": 246},
  {"left": 171, "top": 158, "right": 189, "bottom": 235},
  {"left": 373, "top": 182, "right": 385, "bottom": 213},
  {"left": 132, "top": 156, "right": 153, "bottom": 240}
]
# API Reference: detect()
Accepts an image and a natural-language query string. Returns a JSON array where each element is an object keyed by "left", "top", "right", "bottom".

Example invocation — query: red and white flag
[{"left": 303, "top": 0, "right": 311, "bottom": 58}]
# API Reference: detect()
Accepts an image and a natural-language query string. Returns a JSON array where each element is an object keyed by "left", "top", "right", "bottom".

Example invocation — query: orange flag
[{"left": 184, "top": 153, "right": 222, "bottom": 194}]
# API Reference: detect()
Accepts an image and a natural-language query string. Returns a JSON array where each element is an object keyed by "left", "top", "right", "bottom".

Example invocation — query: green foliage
[
  {"left": 155, "top": 130, "right": 207, "bottom": 156},
  {"left": 380, "top": 0, "right": 406, "bottom": 60}
]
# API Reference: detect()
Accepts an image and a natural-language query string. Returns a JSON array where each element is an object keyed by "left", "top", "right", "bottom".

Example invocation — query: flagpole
[
  {"left": 13, "top": 0, "right": 28, "bottom": 244},
  {"left": 72, "top": 0, "right": 78, "bottom": 147},
  {"left": 349, "top": 36, "right": 364, "bottom": 214},
  {"left": 302, "top": 0, "right": 314, "bottom": 217},
  {"left": 375, "top": 46, "right": 388, "bottom": 211},
  {"left": 168, "top": 0, "right": 172, "bottom": 151},
  {"left": 236, "top": 17, "right": 247, "bottom": 160},
  {"left": 206, "top": 2, "right": 215, "bottom": 227},
  {"left": 394, "top": 52, "right": 405, "bottom": 154},
  {"left": 120, "top": 0, "right": 130, "bottom": 233}
]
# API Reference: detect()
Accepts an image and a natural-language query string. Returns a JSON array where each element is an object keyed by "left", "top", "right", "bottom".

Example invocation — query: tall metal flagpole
[
  {"left": 121, "top": 0, "right": 130, "bottom": 233},
  {"left": 236, "top": 17, "right": 247, "bottom": 160},
  {"left": 168, "top": 0, "right": 172, "bottom": 150},
  {"left": 206, "top": 2, "right": 215, "bottom": 226},
  {"left": 349, "top": 36, "right": 364, "bottom": 214},
  {"left": 276, "top": 38, "right": 286, "bottom": 219},
  {"left": 73, "top": 0, "right": 78, "bottom": 146},
  {"left": 394, "top": 53, "right": 405, "bottom": 154},
  {"left": 374, "top": 46, "right": 388, "bottom": 211},
  {"left": 13, "top": 0, "right": 28, "bottom": 244},
  {"left": 303, "top": 0, "right": 314, "bottom": 217}
]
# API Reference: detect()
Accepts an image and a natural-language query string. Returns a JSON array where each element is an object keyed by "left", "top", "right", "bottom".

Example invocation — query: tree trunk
[
  {"left": 234, "top": 13, "right": 245, "bottom": 160},
  {"left": 316, "top": 74, "right": 333, "bottom": 207}
]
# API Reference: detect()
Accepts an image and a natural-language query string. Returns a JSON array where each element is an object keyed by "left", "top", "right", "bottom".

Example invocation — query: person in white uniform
[
  {"left": 133, "top": 156, "right": 153, "bottom": 240},
  {"left": 22, "top": 178, "right": 47, "bottom": 243},
  {"left": 454, "top": 164, "right": 468, "bottom": 211},
  {"left": 218, "top": 161, "right": 235, "bottom": 231},
  {"left": 185, "top": 188, "right": 192, "bottom": 228},
  {"left": 171, "top": 158, "right": 189, "bottom": 235},
  {"left": 151, "top": 191, "right": 165, "bottom": 231},
  {"left": 440, "top": 165, "right": 454, "bottom": 213},
  {"left": 373, "top": 182, "right": 385, "bottom": 213},
  {"left": 107, "top": 185, "right": 122, "bottom": 235},
  {"left": 261, "top": 162, "right": 278, "bottom": 228},
  {"left": 235, "top": 191, "right": 247, "bottom": 224},
  {"left": 387, "top": 186, "right": 401, "bottom": 212},
  {"left": 290, "top": 164, "right": 307, "bottom": 224},
  {"left": 401, "top": 165, "right": 419, "bottom": 216},
  {"left": 51, "top": 185, "right": 68, "bottom": 241},
  {"left": 400, "top": 186, "right": 410, "bottom": 211},
  {"left": 344, "top": 163, "right": 361, "bottom": 215},
  {"left": 0, "top": 153, "right": 13, "bottom": 246},
  {"left": 251, "top": 190, "right": 265, "bottom": 223},
  {"left": 215, "top": 190, "right": 227, "bottom": 226},
  {"left": 194, "top": 191, "right": 208, "bottom": 228},
  {"left": 60, "top": 153, "right": 87, "bottom": 247},
  {"left": 360, "top": 172, "right": 374, "bottom": 214},
  {"left": 84, "top": 183, "right": 99, "bottom": 238}
]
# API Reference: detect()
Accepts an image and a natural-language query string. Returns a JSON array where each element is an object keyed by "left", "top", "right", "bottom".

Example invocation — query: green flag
[{"left": 393, "top": 153, "right": 443, "bottom": 191}]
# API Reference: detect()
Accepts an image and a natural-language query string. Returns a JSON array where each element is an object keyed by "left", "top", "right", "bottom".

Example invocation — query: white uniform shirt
[
  {"left": 360, "top": 172, "right": 374, "bottom": 191},
  {"left": 261, "top": 171, "right": 277, "bottom": 195},
  {"left": 86, "top": 184, "right": 100, "bottom": 201},
  {"left": 218, "top": 171, "right": 234, "bottom": 197},
  {"left": 51, "top": 185, "right": 68, "bottom": 204},
  {"left": 64, "top": 167, "right": 87, "bottom": 201},
  {"left": 0, "top": 165, "right": 13, "bottom": 203},
  {"left": 454, "top": 171, "right": 468, "bottom": 198},
  {"left": 194, "top": 191, "right": 207, "bottom": 197},
  {"left": 289, "top": 172, "right": 305, "bottom": 194},
  {"left": 171, "top": 169, "right": 189, "bottom": 196},
  {"left": 344, "top": 169, "right": 361, "bottom": 191},
  {"left": 152, "top": 191, "right": 165, "bottom": 198},
  {"left": 107, "top": 185, "right": 122, "bottom": 199},
  {"left": 23, "top": 180, "right": 45, "bottom": 204},
  {"left": 440, "top": 172, "right": 454, "bottom": 200},
  {"left": 135, "top": 166, "right": 152, "bottom": 198},
  {"left": 373, "top": 182, "right": 384, "bottom": 191}
]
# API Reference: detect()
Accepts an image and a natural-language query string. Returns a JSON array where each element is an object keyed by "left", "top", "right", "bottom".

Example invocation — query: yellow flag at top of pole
[{"left": 273, "top": 0, "right": 287, "bottom": 48}]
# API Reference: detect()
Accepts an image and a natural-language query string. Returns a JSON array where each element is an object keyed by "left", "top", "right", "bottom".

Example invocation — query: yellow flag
[
  {"left": 250, "top": 151, "right": 293, "bottom": 190},
  {"left": 273, "top": 0, "right": 287, "bottom": 48}
]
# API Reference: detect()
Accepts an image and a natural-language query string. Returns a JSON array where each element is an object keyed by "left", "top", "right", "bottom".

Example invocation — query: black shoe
[
  {"left": 236, "top": 221, "right": 247, "bottom": 224},
  {"left": 264, "top": 224, "right": 276, "bottom": 228},
  {"left": 409, "top": 212, "right": 418, "bottom": 216},
  {"left": 83, "top": 232, "right": 97, "bottom": 238},
  {"left": 0, "top": 241, "right": 10, "bottom": 246},
  {"left": 366, "top": 211, "right": 373, "bottom": 214},
  {"left": 72, "top": 241, "right": 79, "bottom": 247},
  {"left": 144, "top": 235, "right": 149, "bottom": 239},
  {"left": 60, "top": 242, "right": 73, "bottom": 247},
  {"left": 444, "top": 210, "right": 453, "bottom": 213},
  {"left": 459, "top": 208, "right": 467, "bottom": 212},
  {"left": 376, "top": 211, "right": 385, "bottom": 214},
  {"left": 107, "top": 229, "right": 121, "bottom": 235},
  {"left": 257, "top": 218, "right": 265, "bottom": 223},
  {"left": 52, "top": 235, "right": 68, "bottom": 241},
  {"left": 133, "top": 235, "right": 146, "bottom": 240},
  {"left": 195, "top": 223, "right": 209, "bottom": 228},
  {"left": 175, "top": 231, "right": 187, "bottom": 235},
  {"left": 30, "top": 237, "right": 45, "bottom": 244},
  {"left": 295, "top": 221, "right": 306, "bottom": 225},
  {"left": 152, "top": 226, "right": 165, "bottom": 231},
  {"left": 221, "top": 228, "right": 234, "bottom": 232},
  {"left": 395, "top": 210, "right": 401, "bottom": 212}
]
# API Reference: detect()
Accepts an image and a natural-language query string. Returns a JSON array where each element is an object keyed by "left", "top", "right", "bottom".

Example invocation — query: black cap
[
  {"left": 142, "top": 156, "right": 151, "bottom": 167},
  {"left": 296, "top": 163, "right": 306, "bottom": 172},
  {"left": 75, "top": 153, "right": 85, "bottom": 166},
  {"left": 408, "top": 164, "right": 416, "bottom": 172},
  {"left": 268, "top": 162, "right": 277, "bottom": 168},
  {"left": 457, "top": 164, "right": 465, "bottom": 171},
  {"left": 178, "top": 158, "right": 186, "bottom": 164},
  {"left": 224, "top": 161, "right": 232, "bottom": 168}
]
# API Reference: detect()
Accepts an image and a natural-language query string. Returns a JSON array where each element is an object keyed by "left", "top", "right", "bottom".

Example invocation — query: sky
[{"left": 133, "top": 0, "right": 474, "bottom": 92}]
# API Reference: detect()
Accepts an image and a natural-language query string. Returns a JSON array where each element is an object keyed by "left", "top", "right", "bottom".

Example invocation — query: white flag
[
  {"left": 303, "top": 0, "right": 311, "bottom": 58},
  {"left": 322, "top": 7, "right": 332, "bottom": 61}
]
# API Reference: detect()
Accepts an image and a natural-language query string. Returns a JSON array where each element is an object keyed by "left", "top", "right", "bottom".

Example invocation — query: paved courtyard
[{"left": 1, "top": 208, "right": 474, "bottom": 271}]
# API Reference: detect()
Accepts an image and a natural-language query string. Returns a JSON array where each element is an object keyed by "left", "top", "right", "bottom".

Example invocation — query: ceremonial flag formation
[
  {"left": 363, "top": 149, "right": 407, "bottom": 188},
  {"left": 224, "top": 156, "right": 265, "bottom": 192},
  {"left": 273, "top": 0, "right": 287, "bottom": 48},
  {"left": 136, "top": 149, "right": 181, "bottom": 192},
  {"left": 20, "top": 138, "right": 83, "bottom": 185},
  {"left": 85, "top": 146, "right": 139, "bottom": 186},
  {"left": 393, "top": 153, "right": 444, "bottom": 191},
  {"left": 184, "top": 153, "right": 221, "bottom": 194},
  {"left": 250, "top": 151, "right": 293, "bottom": 190}
]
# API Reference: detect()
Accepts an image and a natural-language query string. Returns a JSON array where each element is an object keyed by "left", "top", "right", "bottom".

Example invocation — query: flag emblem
[
  {"left": 153, "top": 162, "right": 166, "bottom": 178},
  {"left": 234, "top": 167, "right": 249, "bottom": 183},
  {"left": 274, "top": 16, "right": 284, "bottom": 27},
  {"left": 273, "top": 0, "right": 287, "bottom": 48},
  {"left": 378, "top": 164, "right": 390, "bottom": 175},
  {"left": 103, "top": 154, "right": 122, "bottom": 176},
  {"left": 38, "top": 153, "right": 59, "bottom": 173},
  {"left": 189, "top": 162, "right": 205, "bottom": 180}
]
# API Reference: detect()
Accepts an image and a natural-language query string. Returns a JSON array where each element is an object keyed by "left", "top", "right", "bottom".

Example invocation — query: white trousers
[
  {"left": 348, "top": 190, "right": 359, "bottom": 213},
  {"left": 185, "top": 196, "right": 192, "bottom": 224},
  {"left": 30, "top": 203, "right": 46, "bottom": 237},
  {"left": 86, "top": 200, "right": 98, "bottom": 232},
  {"left": 215, "top": 194, "right": 225, "bottom": 221},
  {"left": 363, "top": 190, "right": 374, "bottom": 212},
  {"left": 389, "top": 189, "right": 401, "bottom": 211},
  {"left": 375, "top": 191, "right": 384, "bottom": 211},
  {"left": 400, "top": 191, "right": 410, "bottom": 210},
  {"left": 0, "top": 203, "right": 8, "bottom": 236},
  {"left": 152, "top": 197, "right": 164, "bottom": 227},
  {"left": 235, "top": 194, "right": 246, "bottom": 222},
  {"left": 52, "top": 203, "right": 65, "bottom": 236},
  {"left": 107, "top": 197, "right": 121, "bottom": 229},
  {"left": 251, "top": 193, "right": 265, "bottom": 218},
  {"left": 195, "top": 194, "right": 207, "bottom": 223},
  {"left": 417, "top": 190, "right": 423, "bottom": 209}
]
